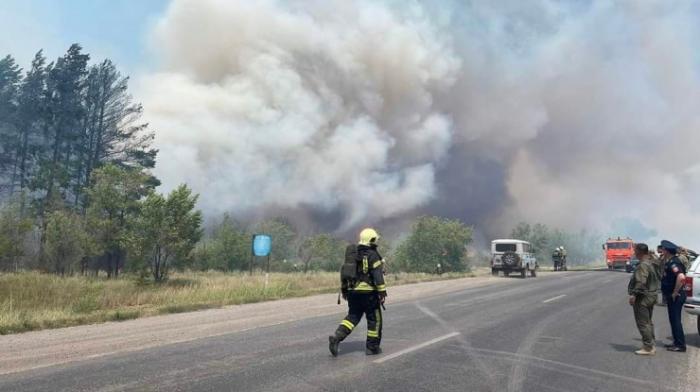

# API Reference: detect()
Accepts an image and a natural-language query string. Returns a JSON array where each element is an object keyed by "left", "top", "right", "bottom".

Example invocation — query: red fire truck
[{"left": 603, "top": 237, "right": 635, "bottom": 270}]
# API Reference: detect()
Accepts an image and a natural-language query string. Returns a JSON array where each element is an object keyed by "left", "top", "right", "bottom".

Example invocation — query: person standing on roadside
[
  {"left": 628, "top": 243, "right": 660, "bottom": 355},
  {"left": 659, "top": 240, "right": 687, "bottom": 352}
]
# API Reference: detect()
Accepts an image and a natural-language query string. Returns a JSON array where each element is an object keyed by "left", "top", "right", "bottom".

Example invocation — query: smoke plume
[{"left": 139, "top": 0, "right": 700, "bottom": 244}]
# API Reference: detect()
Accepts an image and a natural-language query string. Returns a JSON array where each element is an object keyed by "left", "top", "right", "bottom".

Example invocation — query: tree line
[
  {"left": 0, "top": 45, "right": 476, "bottom": 280},
  {"left": 0, "top": 45, "right": 200, "bottom": 281},
  {"left": 193, "top": 215, "right": 474, "bottom": 274},
  {"left": 510, "top": 222, "right": 604, "bottom": 265}
]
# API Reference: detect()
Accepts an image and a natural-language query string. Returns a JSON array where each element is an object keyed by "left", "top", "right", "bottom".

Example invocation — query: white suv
[
  {"left": 491, "top": 239, "right": 538, "bottom": 278},
  {"left": 683, "top": 257, "right": 700, "bottom": 335}
]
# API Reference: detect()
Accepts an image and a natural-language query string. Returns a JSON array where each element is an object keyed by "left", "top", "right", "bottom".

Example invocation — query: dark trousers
[
  {"left": 665, "top": 293, "right": 686, "bottom": 348},
  {"left": 334, "top": 291, "right": 382, "bottom": 350}
]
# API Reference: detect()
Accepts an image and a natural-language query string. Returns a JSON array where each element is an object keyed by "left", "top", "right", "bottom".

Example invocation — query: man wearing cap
[
  {"left": 659, "top": 240, "right": 687, "bottom": 352},
  {"left": 628, "top": 243, "right": 659, "bottom": 355}
]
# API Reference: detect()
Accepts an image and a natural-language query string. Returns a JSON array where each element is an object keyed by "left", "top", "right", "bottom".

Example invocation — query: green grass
[{"left": 0, "top": 270, "right": 472, "bottom": 334}]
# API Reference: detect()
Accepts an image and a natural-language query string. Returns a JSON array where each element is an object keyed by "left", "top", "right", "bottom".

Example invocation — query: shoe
[
  {"left": 667, "top": 346, "right": 686, "bottom": 352},
  {"left": 329, "top": 336, "right": 340, "bottom": 357},
  {"left": 663, "top": 343, "right": 675, "bottom": 349},
  {"left": 635, "top": 348, "right": 656, "bottom": 356},
  {"left": 365, "top": 347, "right": 382, "bottom": 356}
]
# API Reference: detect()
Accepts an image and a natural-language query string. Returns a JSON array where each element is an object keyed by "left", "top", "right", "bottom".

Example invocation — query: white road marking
[
  {"left": 374, "top": 332, "right": 460, "bottom": 364},
  {"left": 543, "top": 294, "right": 567, "bottom": 303}
]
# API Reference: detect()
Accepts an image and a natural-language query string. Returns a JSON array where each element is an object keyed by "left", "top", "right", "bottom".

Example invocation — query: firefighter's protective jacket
[{"left": 350, "top": 244, "right": 387, "bottom": 294}]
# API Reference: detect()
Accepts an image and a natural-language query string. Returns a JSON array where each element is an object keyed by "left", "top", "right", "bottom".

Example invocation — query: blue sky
[{"left": 0, "top": 0, "right": 169, "bottom": 73}]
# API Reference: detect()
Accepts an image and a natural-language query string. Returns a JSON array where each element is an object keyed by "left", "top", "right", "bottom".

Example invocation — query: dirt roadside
[{"left": 0, "top": 275, "right": 512, "bottom": 375}]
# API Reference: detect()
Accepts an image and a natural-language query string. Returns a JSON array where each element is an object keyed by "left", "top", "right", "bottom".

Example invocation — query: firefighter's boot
[{"left": 329, "top": 335, "right": 340, "bottom": 357}]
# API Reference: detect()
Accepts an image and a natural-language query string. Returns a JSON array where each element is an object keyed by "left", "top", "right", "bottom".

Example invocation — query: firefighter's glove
[{"left": 378, "top": 291, "right": 387, "bottom": 304}]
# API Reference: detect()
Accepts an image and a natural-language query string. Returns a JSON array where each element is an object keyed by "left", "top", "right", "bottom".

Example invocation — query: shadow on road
[
  {"left": 609, "top": 343, "right": 639, "bottom": 352},
  {"left": 335, "top": 341, "right": 368, "bottom": 356}
]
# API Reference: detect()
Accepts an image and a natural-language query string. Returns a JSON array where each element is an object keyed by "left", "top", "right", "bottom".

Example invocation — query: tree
[
  {"left": 136, "top": 185, "right": 202, "bottom": 281},
  {"left": 299, "top": 233, "right": 346, "bottom": 273},
  {"left": 0, "top": 55, "right": 22, "bottom": 195},
  {"left": 86, "top": 164, "right": 151, "bottom": 277},
  {"left": 395, "top": 216, "right": 473, "bottom": 272},
  {"left": 33, "top": 44, "right": 90, "bottom": 213},
  {"left": 72, "top": 59, "right": 158, "bottom": 209},
  {"left": 205, "top": 214, "right": 249, "bottom": 271},
  {"left": 511, "top": 222, "right": 531, "bottom": 242},
  {"left": 513, "top": 221, "right": 605, "bottom": 266},
  {"left": 511, "top": 222, "right": 550, "bottom": 261},
  {"left": 44, "top": 210, "right": 92, "bottom": 275},
  {"left": 0, "top": 196, "right": 33, "bottom": 271},
  {"left": 14, "top": 51, "right": 47, "bottom": 199}
]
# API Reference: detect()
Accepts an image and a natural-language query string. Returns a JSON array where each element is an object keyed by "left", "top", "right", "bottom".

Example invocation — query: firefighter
[
  {"left": 552, "top": 248, "right": 560, "bottom": 271},
  {"left": 329, "top": 228, "right": 387, "bottom": 357}
]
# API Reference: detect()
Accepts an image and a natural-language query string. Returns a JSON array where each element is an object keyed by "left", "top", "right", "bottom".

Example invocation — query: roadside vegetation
[{"left": 0, "top": 270, "right": 472, "bottom": 334}]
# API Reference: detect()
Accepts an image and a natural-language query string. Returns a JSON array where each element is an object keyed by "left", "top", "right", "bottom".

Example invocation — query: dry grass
[{"left": 0, "top": 270, "right": 472, "bottom": 334}]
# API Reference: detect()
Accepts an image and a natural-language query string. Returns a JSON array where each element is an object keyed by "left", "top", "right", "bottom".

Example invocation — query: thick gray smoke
[{"left": 139, "top": 0, "right": 700, "bottom": 245}]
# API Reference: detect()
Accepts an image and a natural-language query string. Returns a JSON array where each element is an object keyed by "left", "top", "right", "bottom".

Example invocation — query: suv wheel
[
  {"left": 697, "top": 316, "right": 700, "bottom": 336},
  {"left": 491, "top": 268, "right": 498, "bottom": 276}
]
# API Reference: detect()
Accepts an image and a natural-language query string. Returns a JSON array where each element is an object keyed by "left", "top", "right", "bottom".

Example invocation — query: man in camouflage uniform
[
  {"left": 628, "top": 243, "right": 660, "bottom": 355},
  {"left": 677, "top": 247, "right": 690, "bottom": 272}
]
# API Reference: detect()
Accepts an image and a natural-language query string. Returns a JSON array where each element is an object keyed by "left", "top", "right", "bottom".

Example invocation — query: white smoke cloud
[
  {"left": 140, "top": 0, "right": 700, "bottom": 245},
  {"left": 140, "top": 0, "right": 459, "bottom": 230}
]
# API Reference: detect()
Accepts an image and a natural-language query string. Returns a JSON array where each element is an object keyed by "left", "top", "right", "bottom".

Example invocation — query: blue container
[{"left": 253, "top": 235, "right": 272, "bottom": 257}]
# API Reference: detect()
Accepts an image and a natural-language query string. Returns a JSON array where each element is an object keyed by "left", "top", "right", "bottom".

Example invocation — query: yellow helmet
[{"left": 359, "top": 228, "right": 379, "bottom": 246}]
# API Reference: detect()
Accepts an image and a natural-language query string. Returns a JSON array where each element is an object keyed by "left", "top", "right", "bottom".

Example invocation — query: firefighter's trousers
[{"left": 334, "top": 291, "right": 382, "bottom": 350}]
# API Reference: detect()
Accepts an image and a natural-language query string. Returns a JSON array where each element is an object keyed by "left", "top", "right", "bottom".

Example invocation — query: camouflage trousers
[{"left": 633, "top": 295, "right": 657, "bottom": 350}]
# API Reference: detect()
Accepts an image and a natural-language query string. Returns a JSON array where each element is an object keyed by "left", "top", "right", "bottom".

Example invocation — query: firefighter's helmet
[{"left": 359, "top": 228, "right": 380, "bottom": 246}]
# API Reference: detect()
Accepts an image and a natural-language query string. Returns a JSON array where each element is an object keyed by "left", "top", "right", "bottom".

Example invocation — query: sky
[
  {"left": 3, "top": 0, "right": 700, "bottom": 249},
  {"left": 0, "top": 0, "right": 167, "bottom": 73}
]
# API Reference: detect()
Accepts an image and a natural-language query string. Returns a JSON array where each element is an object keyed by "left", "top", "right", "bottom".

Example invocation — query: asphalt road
[{"left": 1, "top": 270, "right": 698, "bottom": 392}]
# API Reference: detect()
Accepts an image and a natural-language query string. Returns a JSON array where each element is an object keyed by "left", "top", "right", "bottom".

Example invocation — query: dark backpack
[{"left": 340, "top": 244, "right": 360, "bottom": 288}]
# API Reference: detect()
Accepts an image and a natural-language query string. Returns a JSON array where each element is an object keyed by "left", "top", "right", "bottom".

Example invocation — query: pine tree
[
  {"left": 15, "top": 51, "right": 47, "bottom": 199},
  {"left": 0, "top": 55, "right": 22, "bottom": 195},
  {"left": 35, "top": 44, "right": 89, "bottom": 213},
  {"left": 74, "top": 59, "right": 158, "bottom": 209}
]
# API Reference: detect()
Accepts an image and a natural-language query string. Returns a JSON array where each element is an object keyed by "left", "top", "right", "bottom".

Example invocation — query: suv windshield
[
  {"left": 607, "top": 242, "right": 632, "bottom": 249},
  {"left": 495, "top": 244, "right": 517, "bottom": 252}
]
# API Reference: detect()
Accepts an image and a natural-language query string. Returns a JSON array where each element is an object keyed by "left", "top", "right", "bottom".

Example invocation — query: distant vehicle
[
  {"left": 625, "top": 257, "right": 639, "bottom": 273},
  {"left": 683, "top": 257, "right": 700, "bottom": 335},
  {"left": 603, "top": 237, "right": 634, "bottom": 270},
  {"left": 491, "top": 239, "right": 537, "bottom": 278}
]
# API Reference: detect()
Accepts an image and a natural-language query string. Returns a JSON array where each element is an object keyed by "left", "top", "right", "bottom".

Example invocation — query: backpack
[{"left": 340, "top": 244, "right": 359, "bottom": 287}]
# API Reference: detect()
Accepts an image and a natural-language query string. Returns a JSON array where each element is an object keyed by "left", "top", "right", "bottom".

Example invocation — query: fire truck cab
[{"left": 603, "top": 237, "right": 634, "bottom": 270}]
